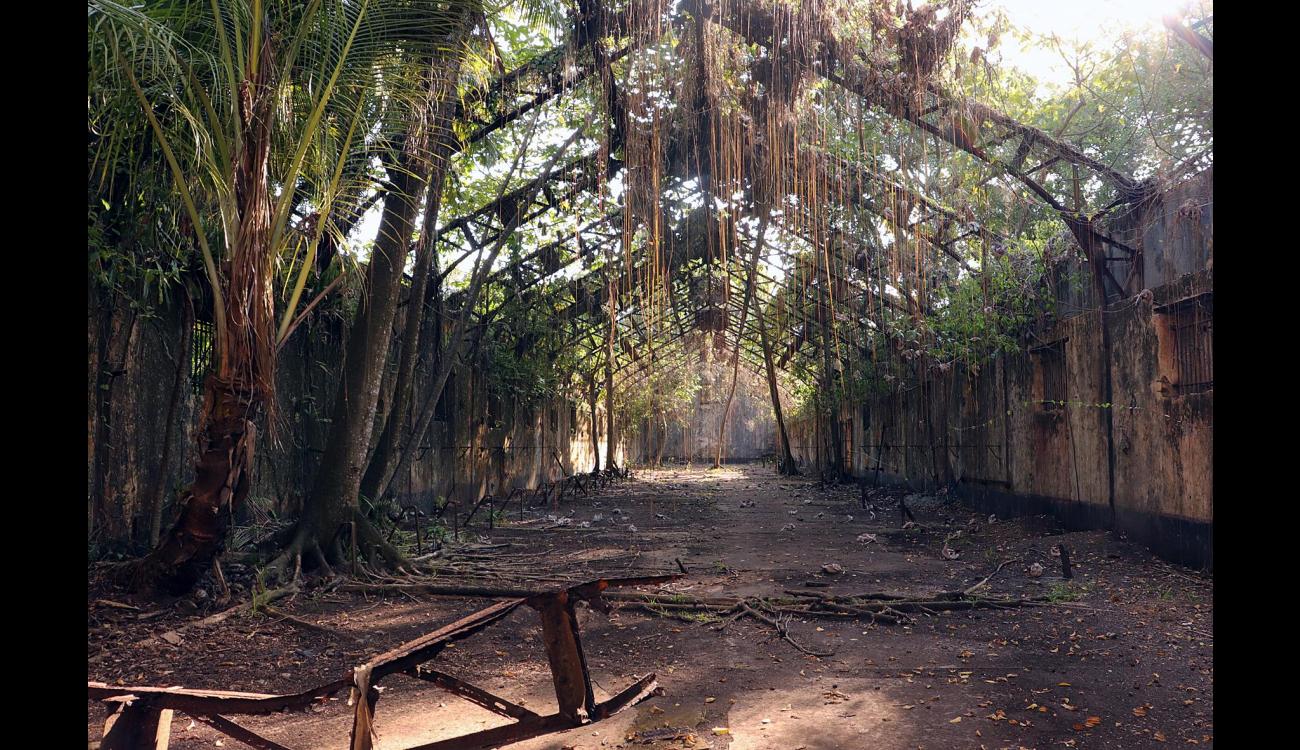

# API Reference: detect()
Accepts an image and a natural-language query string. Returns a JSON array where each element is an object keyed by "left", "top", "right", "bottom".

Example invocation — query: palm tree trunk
[
  {"left": 136, "top": 36, "right": 278, "bottom": 592},
  {"left": 138, "top": 381, "right": 258, "bottom": 593}
]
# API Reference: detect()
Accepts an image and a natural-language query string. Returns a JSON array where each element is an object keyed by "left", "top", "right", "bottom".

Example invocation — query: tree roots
[{"left": 261, "top": 508, "right": 423, "bottom": 588}]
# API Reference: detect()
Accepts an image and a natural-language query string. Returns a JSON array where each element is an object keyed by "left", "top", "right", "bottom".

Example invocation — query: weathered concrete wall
[
  {"left": 628, "top": 363, "right": 777, "bottom": 464},
  {"left": 788, "top": 169, "right": 1213, "bottom": 569},
  {"left": 87, "top": 290, "right": 618, "bottom": 555}
]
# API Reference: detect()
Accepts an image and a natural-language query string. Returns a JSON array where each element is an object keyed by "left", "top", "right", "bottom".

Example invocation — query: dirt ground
[{"left": 88, "top": 464, "right": 1213, "bottom": 749}]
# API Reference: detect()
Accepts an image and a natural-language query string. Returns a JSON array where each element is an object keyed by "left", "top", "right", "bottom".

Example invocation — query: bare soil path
[{"left": 89, "top": 464, "right": 1213, "bottom": 749}]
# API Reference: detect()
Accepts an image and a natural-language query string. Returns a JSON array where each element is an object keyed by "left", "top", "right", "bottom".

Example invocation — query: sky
[{"left": 983, "top": 0, "right": 1198, "bottom": 90}]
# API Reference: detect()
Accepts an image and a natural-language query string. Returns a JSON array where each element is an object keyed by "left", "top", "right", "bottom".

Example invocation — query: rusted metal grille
[
  {"left": 1170, "top": 294, "right": 1213, "bottom": 393},
  {"left": 1034, "top": 340, "right": 1067, "bottom": 410},
  {"left": 190, "top": 320, "right": 214, "bottom": 395}
]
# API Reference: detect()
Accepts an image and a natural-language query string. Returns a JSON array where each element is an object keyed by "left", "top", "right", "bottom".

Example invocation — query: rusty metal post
[
  {"left": 534, "top": 592, "right": 596, "bottom": 723},
  {"left": 101, "top": 698, "right": 172, "bottom": 750}
]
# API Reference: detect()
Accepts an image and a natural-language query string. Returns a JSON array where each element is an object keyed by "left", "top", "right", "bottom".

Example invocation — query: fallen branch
[
  {"left": 962, "top": 559, "right": 1018, "bottom": 596},
  {"left": 739, "top": 602, "right": 834, "bottom": 658},
  {"left": 135, "top": 585, "right": 298, "bottom": 646},
  {"left": 261, "top": 605, "right": 359, "bottom": 641}
]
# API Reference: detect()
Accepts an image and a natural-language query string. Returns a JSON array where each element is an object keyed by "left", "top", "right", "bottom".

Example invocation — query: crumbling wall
[
  {"left": 87, "top": 292, "right": 612, "bottom": 555},
  {"left": 788, "top": 169, "right": 1213, "bottom": 569},
  {"left": 629, "top": 363, "right": 777, "bottom": 464}
]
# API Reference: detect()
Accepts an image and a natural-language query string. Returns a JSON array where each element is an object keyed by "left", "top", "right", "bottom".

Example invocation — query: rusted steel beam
[
  {"left": 100, "top": 697, "right": 173, "bottom": 750},
  {"left": 404, "top": 712, "right": 580, "bottom": 750},
  {"left": 88, "top": 680, "right": 350, "bottom": 715},
  {"left": 194, "top": 715, "right": 294, "bottom": 750},
  {"left": 361, "top": 598, "right": 526, "bottom": 682},
  {"left": 350, "top": 665, "right": 381, "bottom": 750},
  {"left": 402, "top": 675, "right": 659, "bottom": 750},
  {"left": 532, "top": 591, "right": 596, "bottom": 722},
  {"left": 593, "top": 673, "right": 660, "bottom": 719},
  {"left": 404, "top": 667, "right": 539, "bottom": 721}
]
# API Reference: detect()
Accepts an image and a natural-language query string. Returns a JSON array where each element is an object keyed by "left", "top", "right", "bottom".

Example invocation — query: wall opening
[
  {"left": 1163, "top": 293, "right": 1213, "bottom": 395},
  {"left": 190, "top": 319, "right": 214, "bottom": 394}
]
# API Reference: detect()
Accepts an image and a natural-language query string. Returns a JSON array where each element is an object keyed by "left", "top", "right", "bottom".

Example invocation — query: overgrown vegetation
[{"left": 88, "top": 0, "right": 1211, "bottom": 590}]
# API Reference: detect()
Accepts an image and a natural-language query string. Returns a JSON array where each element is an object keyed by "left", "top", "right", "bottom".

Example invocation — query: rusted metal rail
[{"left": 89, "top": 575, "right": 679, "bottom": 750}]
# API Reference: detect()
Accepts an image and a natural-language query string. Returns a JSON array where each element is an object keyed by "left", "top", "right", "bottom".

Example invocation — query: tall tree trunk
[
  {"left": 290, "top": 156, "right": 428, "bottom": 568},
  {"left": 605, "top": 314, "right": 616, "bottom": 470},
  {"left": 359, "top": 35, "right": 467, "bottom": 506},
  {"left": 756, "top": 300, "right": 797, "bottom": 474},
  {"left": 656, "top": 411, "right": 668, "bottom": 466},
  {"left": 284, "top": 10, "right": 480, "bottom": 574},
  {"left": 588, "top": 371, "right": 601, "bottom": 472},
  {"left": 818, "top": 283, "right": 845, "bottom": 480},
  {"left": 374, "top": 121, "right": 588, "bottom": 503},
  {"left": 715, "top": 211, "right": 765, "bottom": 468}
]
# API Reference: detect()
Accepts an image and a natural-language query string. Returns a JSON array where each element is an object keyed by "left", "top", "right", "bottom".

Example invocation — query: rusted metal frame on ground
[
  {"left": 99, "top": 696, "right": 173, "bottom": 750},
  {"left": 90, "top": 577, "right": 677, "bottom": 750},
  {"left": 404, "top": 667, "right": 539, "bottom": 720},
  {"left": 194, "top": 715, "right": 293, "bottom": 750}
]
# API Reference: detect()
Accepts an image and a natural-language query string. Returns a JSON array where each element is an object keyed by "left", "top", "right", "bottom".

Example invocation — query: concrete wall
[
  {"left": 788, "top": 169, "right": 1213, "bottom": 569},
  {"left": 87, "top": 289, "right": 621, "bottom": 555},
  {"left": 628, "top": 362, "right": 777, "bottom": 465}
]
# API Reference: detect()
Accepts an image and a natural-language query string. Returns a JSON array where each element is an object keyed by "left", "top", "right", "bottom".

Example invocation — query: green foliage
[{"left": 1046, "top": 581, "right": 1083, "bottom": 603}]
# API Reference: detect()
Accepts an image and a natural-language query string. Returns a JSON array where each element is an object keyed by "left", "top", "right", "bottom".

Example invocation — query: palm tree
[{"left": 88, "top": 0, "right": 465, "bottom": 592}]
